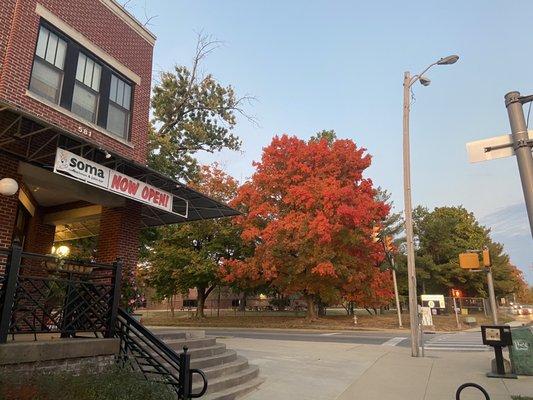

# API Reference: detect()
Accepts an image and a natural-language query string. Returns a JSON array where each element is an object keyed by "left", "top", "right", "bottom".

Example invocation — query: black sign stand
[{"left": 481, "top": 325, "right": 517, "bottom": 379}]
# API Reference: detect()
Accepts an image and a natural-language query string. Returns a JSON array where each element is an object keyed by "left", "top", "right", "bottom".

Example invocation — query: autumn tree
[
  {"left": 222, "top": 134, "right": 389, "bottom": 320},
  {"left": 148, "top": 34, "right": 253, "bottom": 182},
  {"left": 148, "top": 165, "right": 244, "bottom": 318}
]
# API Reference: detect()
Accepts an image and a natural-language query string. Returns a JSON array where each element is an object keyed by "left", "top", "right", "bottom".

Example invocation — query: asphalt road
[
  {"left": 182, "top": 328, "right": 415, "bottom": 347},
  {"left": 151, "top": 327, "right": 489, "bottom": 351}
]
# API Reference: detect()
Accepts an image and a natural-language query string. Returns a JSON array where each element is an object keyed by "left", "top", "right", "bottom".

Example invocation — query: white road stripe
[
  {"left": 320, "top": 333, "right": 341, "bottom": 336},
  {"left": 382, "top": 337, "right": 407, "bottom": 346}
]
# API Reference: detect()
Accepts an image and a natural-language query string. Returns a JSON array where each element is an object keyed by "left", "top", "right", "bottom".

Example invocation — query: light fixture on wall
[{"left": 0, "top": 178, "right": 19, "bottom": 196}]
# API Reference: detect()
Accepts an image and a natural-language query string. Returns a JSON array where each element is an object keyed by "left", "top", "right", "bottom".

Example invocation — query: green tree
[
  {"left": 148, "top": 35, "right": 253, "bottom": 181},
  {"left": 147, "top": 165, "right": 245, "bottom": 318},
  {"left": 395, "top": 205, "right": 527, "bottom": 298}
]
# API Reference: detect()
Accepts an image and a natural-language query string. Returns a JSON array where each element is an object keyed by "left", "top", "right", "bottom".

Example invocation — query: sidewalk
[
  {"left": 215, "top": 337, "right": 533, "bottom": 400},
  {"left": 336, "top": 348, "right": 532, "bottom": 400}
]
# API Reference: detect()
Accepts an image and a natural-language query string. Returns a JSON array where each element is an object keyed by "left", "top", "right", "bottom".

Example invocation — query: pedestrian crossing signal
[{"left": 459, "top": 253, "right": 480, "bottom": 269}]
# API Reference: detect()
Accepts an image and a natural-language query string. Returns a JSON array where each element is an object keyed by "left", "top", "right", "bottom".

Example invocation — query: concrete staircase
[{"left": 155, "top": 331, "right": 263, "bottom": 400}]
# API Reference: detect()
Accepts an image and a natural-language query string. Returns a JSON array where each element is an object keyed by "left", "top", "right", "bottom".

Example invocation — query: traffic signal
[
  {"left": 384, "top": 236, "right": 394, "bottom": 252},
  {"left": 482, "top": 248, "right": 491, "bottom": 267},
  {"left": 371, "top": 226, "right": 380, "bottom": 243},
  {"left": 459, "top": 252, "right": 480, "bottom": 269}
]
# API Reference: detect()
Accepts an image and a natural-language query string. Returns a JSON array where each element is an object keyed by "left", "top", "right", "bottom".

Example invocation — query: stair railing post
[
  {"left": 179, "top": 346, "right": 191, "bottom": 399},
  {"left": 0, "top": 242, "right": 23, "bottom": 343},
  {"left": 106, "top": 258, "right": 122, "bottom": 338}
]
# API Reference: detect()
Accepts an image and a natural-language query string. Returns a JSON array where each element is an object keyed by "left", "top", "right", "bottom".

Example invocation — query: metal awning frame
[{"left": 0, "top": 101, "right": 240, "bottom": 226}]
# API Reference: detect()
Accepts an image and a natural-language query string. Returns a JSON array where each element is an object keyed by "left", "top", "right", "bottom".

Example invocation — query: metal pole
[
  {"left": 403, "top": 71, "right": 420, "bottom": 356},
  {"left": 391, "top": 264, "right": 403, "bottom": 328},
  {"left": 453, "top": 297, "right": 460, "bottom": 329},
  {"left": 505, "top": 91, "right": 533, "bottom": 237},
  {"left": 486, "top": 267, "right": 498, "bottom": 324}
]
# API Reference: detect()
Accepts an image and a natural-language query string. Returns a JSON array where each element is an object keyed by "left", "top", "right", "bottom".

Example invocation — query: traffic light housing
[{"left": 482, "top": 248, "right": 491, "bottom": 267}]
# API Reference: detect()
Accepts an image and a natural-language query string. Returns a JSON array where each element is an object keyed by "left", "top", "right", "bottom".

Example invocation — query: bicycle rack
[{"left": 456, "top": 383, "right": 490, "bottom": 400}]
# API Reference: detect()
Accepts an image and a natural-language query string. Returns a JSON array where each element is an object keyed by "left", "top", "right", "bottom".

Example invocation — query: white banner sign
[{"left": 54, "top": 148, "right": 187, "bottom": 217}]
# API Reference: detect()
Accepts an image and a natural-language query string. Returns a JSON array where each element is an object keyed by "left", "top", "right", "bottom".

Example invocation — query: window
[
  {"left": 107, "top": 75, "right": 131, "bottom": 139},
  {"left": 29, "top": 26, "right": 67, "bottom": 103},
  {"left": 28, "top": 23, "right": 134, "bottom": 141},
  {"left": 71, "top": 53, "right": 101, "bottom": 123}
]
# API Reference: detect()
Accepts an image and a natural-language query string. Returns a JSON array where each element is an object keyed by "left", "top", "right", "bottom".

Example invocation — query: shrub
[{"left": 0, "top": 366, "right": 175, "bottom": 400}]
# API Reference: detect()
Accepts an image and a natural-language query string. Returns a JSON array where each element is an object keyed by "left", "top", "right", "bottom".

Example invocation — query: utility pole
[
  {"left": 403, "top": 71, "right": 419, "bottom": 356},
  {"left": 504, "top": 92, "right": 533, "bottom": 237},
  {"left": 486, "top": 267, "right": 498, "bottom": 325},
  {"left": 401, "top": 55, "right": 459, "bottom": 357}
]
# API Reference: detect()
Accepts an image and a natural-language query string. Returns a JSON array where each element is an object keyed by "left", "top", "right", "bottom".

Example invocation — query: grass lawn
[
  {"left": 512, "top": 397, "right": 533, "bottom": 400},
  {"left": 0, "top": 367, "right": 174, "bottom": 400},
  {"left": 141, "top": 310, "right": 512, "bottom": 332}
]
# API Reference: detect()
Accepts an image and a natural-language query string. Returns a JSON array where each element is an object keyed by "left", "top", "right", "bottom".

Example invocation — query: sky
[{"left": 127, "top": 1, "right": 532, "bottom": 283}]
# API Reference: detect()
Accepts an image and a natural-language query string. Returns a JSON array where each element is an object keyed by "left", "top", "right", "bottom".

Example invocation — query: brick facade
[
  {"left": 0, "top": 153, "right": 21, "bottom": 249},
  {"left": 0, "top": 0, "right": 154, "bottom": 164},
  {"left": 0, "top": 1, "right": 153, "bottom": 266}
]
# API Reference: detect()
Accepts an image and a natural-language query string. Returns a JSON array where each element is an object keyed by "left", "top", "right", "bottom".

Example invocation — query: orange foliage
[{"left": 221, "top": 134, "right": 393, "bottom": 307}]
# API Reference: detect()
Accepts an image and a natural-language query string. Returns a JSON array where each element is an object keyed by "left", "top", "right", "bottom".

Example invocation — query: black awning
[{"left": 0, "top": 101, "right": 240, "bottom": 227}]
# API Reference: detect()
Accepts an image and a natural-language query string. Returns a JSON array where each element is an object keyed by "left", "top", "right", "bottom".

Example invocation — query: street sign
[
  {"left": 459, "top": 252, "right": 480, "bottom": 269},
  {"left": 466, "top": 130, "right": 533, "bottom": 163}
]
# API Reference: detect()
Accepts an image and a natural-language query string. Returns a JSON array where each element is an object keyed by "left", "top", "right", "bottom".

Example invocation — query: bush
[{"left": 0, "top": 366, "right": 175, "bottom": 400}]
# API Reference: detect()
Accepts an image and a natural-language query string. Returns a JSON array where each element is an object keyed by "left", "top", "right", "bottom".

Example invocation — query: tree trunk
[
  {"left": 169, "top": 297, "right": 175, "bottom": 317},
  {"left": 305, "top": 295, "right": 317, "bottom": 321},
  {"left": 197, "top": 287, "right": 206, "bottom": 318},
  {"left": 238, "top": 293, "right": 247, "bottom": 312}
]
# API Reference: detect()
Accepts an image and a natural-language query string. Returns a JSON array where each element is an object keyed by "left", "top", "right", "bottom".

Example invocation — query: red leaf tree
[{"left": 222, "top": 134, "right": 392, "bottom": 319}]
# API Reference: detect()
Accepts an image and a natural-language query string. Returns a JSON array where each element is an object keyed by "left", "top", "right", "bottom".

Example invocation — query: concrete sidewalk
[{"left": 216, "top": 337, "right": 532, "bottom": 400}]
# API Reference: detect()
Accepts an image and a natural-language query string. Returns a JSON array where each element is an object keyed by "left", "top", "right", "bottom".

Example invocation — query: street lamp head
[
  {"left": 419, "top": 76, "right": 431, "bottom": 86},
  {"left": 437, "top": 55, "right": 459, "bottom": 65}
]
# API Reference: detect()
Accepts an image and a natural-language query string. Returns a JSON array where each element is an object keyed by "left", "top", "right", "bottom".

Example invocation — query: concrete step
[
  {"left": 190, "top": 349, "right": 238, "bottom": 369},
  {"left": 164, "top": 336, "right": 217, "bottom": 351},
  {"left": 147, "top": 344, "right": 227, "bottom": 367},
  {"left": 193, "top": 365, "right": 259, "bottom": 394},
  {"left": 202, "top": 377, "right": 265, "bottom": 400},
  {"left": 193, "top": 356, "right": 249, "bottom": 384}
]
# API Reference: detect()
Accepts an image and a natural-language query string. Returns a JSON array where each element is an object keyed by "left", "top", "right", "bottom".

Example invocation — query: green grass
[
  {"left": 512, "top": 396, "right": 533, "bottom": 400},
  {"left": 0, "top": 366, "right": 175, "bottom": 400}
]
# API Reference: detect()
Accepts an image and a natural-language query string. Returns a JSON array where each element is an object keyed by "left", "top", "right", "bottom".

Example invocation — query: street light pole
[
  {"left": 403, "top": 71, "right": 419, "bottom": 357},
  {"left": 402, "top": 55, "right": 459, "bottom": 358}
]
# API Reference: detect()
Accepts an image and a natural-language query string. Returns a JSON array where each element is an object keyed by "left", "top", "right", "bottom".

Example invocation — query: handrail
[{"left": 115, "top": 308, "right": 208, "bottom": 399}]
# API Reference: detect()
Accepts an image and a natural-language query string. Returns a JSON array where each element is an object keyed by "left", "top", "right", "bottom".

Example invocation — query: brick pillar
[
  {"left": 97, "top": 200, "right": 141, "bottom": 270},
  {"left": 24, "top": 207, "right": 56, "bottom": 255},
  {"left": 0, "top": 153, "right": 21, "bottom": 248}
]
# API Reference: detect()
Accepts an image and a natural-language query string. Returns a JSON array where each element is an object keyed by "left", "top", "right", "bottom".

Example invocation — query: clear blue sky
[{"left": 128, "top": 0, "right": 532, "bottom": 283}]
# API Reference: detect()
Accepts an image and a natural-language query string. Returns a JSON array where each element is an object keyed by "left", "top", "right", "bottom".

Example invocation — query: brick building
[{"left": 0, "top": 0, "right": 237, "bottom": 270}]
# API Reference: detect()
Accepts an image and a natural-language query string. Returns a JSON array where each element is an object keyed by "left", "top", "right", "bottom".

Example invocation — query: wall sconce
[{"left": 0, "top": 178, "right": 19, "bottom": 196}]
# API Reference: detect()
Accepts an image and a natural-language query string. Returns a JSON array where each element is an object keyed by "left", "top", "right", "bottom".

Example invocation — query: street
[{"left": 152, "top": 327, "right": 491, "bottom": 352}]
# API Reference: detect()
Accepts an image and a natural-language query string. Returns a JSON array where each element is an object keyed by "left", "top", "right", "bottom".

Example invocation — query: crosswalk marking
[
  {"left": 424, "top": 332, "right": 490, "bottom": 352},
  {"left": 382, "top": 337, "right": 406, "bottom": 346}
]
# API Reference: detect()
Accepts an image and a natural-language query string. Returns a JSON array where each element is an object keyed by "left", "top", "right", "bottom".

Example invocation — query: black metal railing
[
  {"left": 116, "top": 308, "right": 208, "bottom": 399},
  {"left": 0, "top": 243, "right": 121, "bottom": 342}
]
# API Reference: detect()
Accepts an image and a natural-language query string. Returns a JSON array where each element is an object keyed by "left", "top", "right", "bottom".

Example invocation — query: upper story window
[
  {"left": 72, "top": 53, "right": 101, "bottom": 123},
  {"left": 29, "top": 23, "right": 134, "bottom": 141},
  {"left": 107, "top": 75, "right": 131, "bottom": 139},
  {"left": 29, "top": 26, "right": 67, "bottom": 103}
]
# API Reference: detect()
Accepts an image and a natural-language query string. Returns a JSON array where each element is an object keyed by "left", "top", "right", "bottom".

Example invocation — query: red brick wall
[
  {"left": 0, "top": 153, "right": 21, "bottom": 249},
  {"left": 97, "top": 200, "right": 141, "bottom": 272},
  {"left": 0, "top": 0, "right": 153, "bottom": 164}
]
